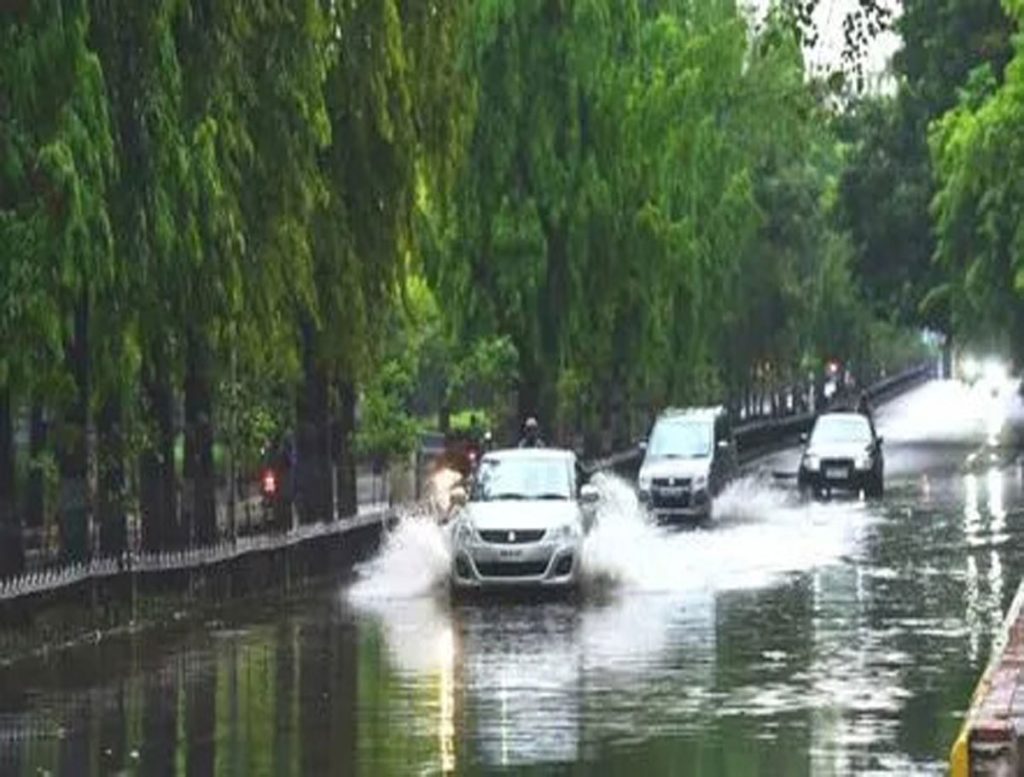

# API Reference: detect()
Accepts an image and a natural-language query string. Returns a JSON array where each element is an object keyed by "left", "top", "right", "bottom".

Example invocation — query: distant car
[
  {"left": 448, "top": 449, "right": 599, "bottom": 591},
  {"left": 798, "top": 412, "right": 884, "bottom": 498},
  {"left": 637, "top": 407, "right": 738, "bottom": 522}
]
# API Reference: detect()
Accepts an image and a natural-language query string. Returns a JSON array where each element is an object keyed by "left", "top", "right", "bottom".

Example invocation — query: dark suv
[{"left": 798, "top": 412, "right": 884, "bottom": 498}]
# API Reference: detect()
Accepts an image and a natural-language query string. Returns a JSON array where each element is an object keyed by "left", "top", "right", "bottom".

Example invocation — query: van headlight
[
  {"left": 804, "top": 455, "right": 821, "bottom": 472},
  {"left": 693, "top": 475, "right": 708, "bottom": 492},
  {"left": 854, "top": 455, "right": 872, "bottom": 471}
]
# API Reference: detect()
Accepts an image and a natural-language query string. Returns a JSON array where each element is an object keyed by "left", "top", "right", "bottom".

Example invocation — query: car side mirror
[
  {"left": 799, "top": 432, "right": 808, "bottom": 444},
  {"left": 877, "top": 436, "right": 884, "bottom": 447},
  {"left": 450, "top": 486, "right": 467, "bottom": 508},
  {"left": 637, "top": 440, "right": 647, "bottom": 453},
  {"left": 580, "top": 484, "right": 600, "bottom": 506}
]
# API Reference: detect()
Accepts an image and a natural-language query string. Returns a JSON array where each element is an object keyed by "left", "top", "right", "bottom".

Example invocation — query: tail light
[{"left": 261, "top": 468, "right": 278, "bottom": 497}]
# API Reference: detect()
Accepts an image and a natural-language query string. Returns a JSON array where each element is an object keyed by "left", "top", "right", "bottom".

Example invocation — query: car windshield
[
  {"left": 471, "top": 456, "right": 575, "bottom": 501},
  {"left": 811, "top": 415, "right": 872, "bottom": 445},
  {"left": 647, "top": 419, "right": 712, "bottom": 459}
]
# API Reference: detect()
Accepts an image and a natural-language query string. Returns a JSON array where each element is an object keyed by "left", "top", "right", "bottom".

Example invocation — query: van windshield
[{"left": 648, "top": 419, "right": 713, "bottom": 459}]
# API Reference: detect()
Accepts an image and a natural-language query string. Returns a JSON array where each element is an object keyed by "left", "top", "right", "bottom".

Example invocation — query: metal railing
[{"left": 0, "top": 502, "right": 390, "bottom": 603}]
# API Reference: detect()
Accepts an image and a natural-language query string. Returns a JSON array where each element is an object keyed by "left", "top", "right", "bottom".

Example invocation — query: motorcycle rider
[{"left": 518, "top": 417, "right": 545, "bottom": 448}]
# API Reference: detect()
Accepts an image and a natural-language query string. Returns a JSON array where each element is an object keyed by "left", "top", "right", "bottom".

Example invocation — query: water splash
[
  {"left": 348, "top": 467, "right": 466, "bottom": 602},
  {"left": 348, "top": 508, "right": 451, "bottom": 601},
  {"left": 426, "top": 467, "right": 464, "bottom": 514},
  {"left": 581, "top": 473, "right": 870, "bottom": 594}
]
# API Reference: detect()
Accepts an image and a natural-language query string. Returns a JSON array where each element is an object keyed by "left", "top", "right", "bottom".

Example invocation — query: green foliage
[
  {"left": 356, "top": 361, "right": 420, "bottom": 459},
  {"left": 423, "top": 0, "right": 913, "bottom": 441},
  {"left": 931, "top": 6, "right": 1024, "bottom": 359},
  {"left": 0, "top": 0, "right": 115, "bottom": 397},
  {"left": 837, "top": 0, "right": 1013, "bottom": 330},
  {"left": 2, "top": 0, "right": 958, "bottom": 557}
]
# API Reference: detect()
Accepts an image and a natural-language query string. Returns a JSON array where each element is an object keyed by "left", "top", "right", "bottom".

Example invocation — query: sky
[{"left": 745, "top": 0, "right": 903, "bottom": 88}]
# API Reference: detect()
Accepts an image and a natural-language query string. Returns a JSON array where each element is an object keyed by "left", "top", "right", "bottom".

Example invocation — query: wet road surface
[{"left": 2, "top": 379, "right": 1023, "bottom": 775}]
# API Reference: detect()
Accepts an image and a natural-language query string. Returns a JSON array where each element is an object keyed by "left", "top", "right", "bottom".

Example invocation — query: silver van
[{"left": 637, "top": 407, "right": 738, "bottom": 522}]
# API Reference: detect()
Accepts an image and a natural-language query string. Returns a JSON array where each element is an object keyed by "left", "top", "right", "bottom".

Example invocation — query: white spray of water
[
  {"left": 581, "top": 473, "right": 870, "bottom": 594},
  {"left": 348, "top": 507, "right": 452, "bottom": 601},
  {"left": 348, "top": 467, "right": 465, "bottom": 601}
]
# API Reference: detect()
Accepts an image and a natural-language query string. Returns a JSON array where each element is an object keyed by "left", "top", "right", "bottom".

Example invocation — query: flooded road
[{"left": 2, "top": 379, "right": 1023, "bottom": 775}]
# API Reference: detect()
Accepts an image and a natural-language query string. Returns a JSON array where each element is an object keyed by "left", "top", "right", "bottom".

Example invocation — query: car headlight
[
  {"left": 552, "top": 523, "right": 579, "bottom": 540},
  {"left": 854, "top": 455, "right": 872, "bottom": 471},
  {"left": 638, "top": 472, "right": 651, "bottom": 491},
  {"left": 693, "top": 475, "right": 708, "bottom": 491},
  {"left": 804, "top": 455, "right": 820, "bottom": 471}
]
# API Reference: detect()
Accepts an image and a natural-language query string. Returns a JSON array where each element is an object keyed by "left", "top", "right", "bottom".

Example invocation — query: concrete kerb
[{"left": 951, "top": 566, "right": 1024, "bottom": 775}]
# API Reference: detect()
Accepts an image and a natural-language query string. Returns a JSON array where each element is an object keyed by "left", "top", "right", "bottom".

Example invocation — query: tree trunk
[
  {"left": 58, "top": 298, "right": 91, "bottom": 564},
  {"left": 184, "top": 331, "right": 217, "bottom": 545},
  {"left": 334, "top": 380, "right": 357, "bottom": 519},
  {"left": 0, "top": 386, "right": 23, "bottom": 578},
  {"left": 538, "top": 221, "right": 569, "bottom": 439},
  {"left": 97, "top": 392, "right": 127, "bottom": 558},
  {"left": 140, "top": 347, "right": 178, "bottom": 551},
  {"left": 26, "top": 400, "right": 45, "bottom": 530},
  {"left": 296, "top": 322, "right": 333, "bottom": 524}
]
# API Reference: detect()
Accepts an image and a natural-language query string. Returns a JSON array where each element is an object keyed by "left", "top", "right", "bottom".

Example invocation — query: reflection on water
[
  {"left": 438, "top": 626, "right": 456, "bottom": 773},
  {"left": 3, "top": 417, "right": 1024, "bottom": 774}
]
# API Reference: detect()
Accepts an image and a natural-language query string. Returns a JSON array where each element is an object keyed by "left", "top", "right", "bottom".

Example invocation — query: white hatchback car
[{"left": 449, "top": 449, "right": 599, "bottom": 591}]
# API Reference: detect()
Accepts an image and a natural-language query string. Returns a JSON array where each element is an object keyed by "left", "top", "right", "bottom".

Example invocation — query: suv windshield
[
  {"left": 648, "top": 419, "right": 713, "bottom": 459},
  {"left": 811, "top": 415, "right": 872, "bottom": 445},
  {"left": 471, "top": 456, "right": 575, "bottom": 501}
]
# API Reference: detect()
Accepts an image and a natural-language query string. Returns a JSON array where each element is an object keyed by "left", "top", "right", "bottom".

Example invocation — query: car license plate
[
  {"left": 825, "top": 467, "right": 847, "bottom": 480},
  {"left": 660, "top": 487, "right": 685, "bottom": 498},
  {"left": 499, "top": 548, "right": 523, "bottom": 559}
]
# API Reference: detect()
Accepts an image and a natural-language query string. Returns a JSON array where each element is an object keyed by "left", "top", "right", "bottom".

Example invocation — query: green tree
[
  {"left": 837, "top": 0, "right": 1013, "bottom": 330},
  {"left": 931, "top": 2, "right": 1024, "bottom": 360},
  {"left": 1, "top": 0, "right": 115, "bottom": 566}
]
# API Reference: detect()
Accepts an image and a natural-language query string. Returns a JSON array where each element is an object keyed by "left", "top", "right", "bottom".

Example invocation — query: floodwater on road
[{"left": 2, "top": 379, "right": 1023, "bottom": 776}]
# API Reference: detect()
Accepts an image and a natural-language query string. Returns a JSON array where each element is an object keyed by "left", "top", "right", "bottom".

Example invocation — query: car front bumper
[
  {"left": 451, "top": 537, "right": 581, "bottom": 589},
  {"left": 798, "top": 468, "right": 875, "bottom": 493},
  {"left": 639, "top": 488, "right": 711, "bottom": 521}
]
